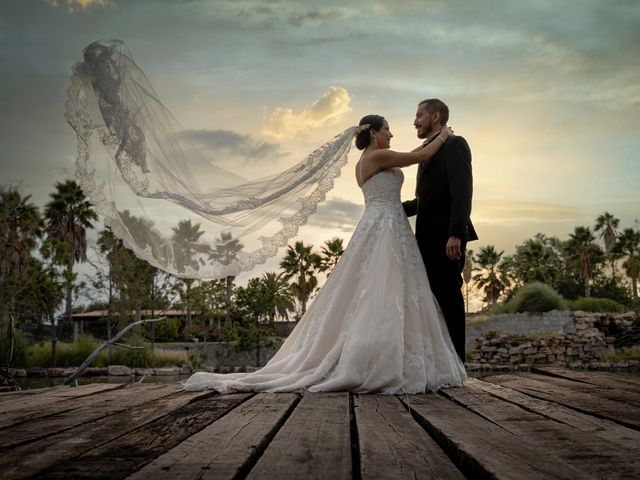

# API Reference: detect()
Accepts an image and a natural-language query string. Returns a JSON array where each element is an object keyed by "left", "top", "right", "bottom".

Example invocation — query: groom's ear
[{"left": 432, "top": 111, "right": 441, "bottom": 124}]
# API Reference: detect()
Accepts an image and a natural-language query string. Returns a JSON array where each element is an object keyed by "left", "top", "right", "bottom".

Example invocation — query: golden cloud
[
  {"left": 473, "top": 200, "right": 584, "bottom": 224},
  {"left": 262, "top": 86, "right": 351, "bottom": 139},
  {"left": 46, "top": 0, "right": 112, "bottom": 13}
]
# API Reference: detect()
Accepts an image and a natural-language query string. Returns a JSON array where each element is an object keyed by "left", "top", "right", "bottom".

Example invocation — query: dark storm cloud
[{"left": 178, "top": 129, "right": 288, "bottom": 162}]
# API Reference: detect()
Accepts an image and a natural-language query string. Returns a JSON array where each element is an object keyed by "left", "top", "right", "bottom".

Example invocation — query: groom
[{"left": 403, "top": 99, "right": 478, "bottom": 363}]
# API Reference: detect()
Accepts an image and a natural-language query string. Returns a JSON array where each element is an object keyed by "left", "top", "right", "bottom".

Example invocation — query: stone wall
[
  {"left": 469, "top": 312, "right": 638, "bottom": 368},
  {"left": 465, "top": 310, "right": 575, "bottom": 350}
]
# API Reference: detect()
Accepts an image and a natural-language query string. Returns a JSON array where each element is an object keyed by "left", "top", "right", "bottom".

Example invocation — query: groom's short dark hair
[{"left": 419, "top": 99, "right": 449, "bottom": 125}]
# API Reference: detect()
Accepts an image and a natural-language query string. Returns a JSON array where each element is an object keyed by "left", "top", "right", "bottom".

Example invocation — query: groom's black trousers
[{"left": 417, "top": 234, "right": 467, "bottom": 363}]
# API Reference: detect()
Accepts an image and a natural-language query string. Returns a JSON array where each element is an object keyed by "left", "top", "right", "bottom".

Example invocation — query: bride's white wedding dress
[{"left": 183, "top": 168, "right": 467, "bottom": 394}]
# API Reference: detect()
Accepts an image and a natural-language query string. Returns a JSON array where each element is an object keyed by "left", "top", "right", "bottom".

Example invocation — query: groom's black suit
[{"left": 403, "top": 135, "right": 477, "bottom": 362}]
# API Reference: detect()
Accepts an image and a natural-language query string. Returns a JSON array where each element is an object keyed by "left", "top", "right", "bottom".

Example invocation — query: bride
[
  {"left": 183, "top": 115, "right": 467, "bottom": 394},
  {"left": 65, "top": 40, "right": 466, "bottom": 394}
]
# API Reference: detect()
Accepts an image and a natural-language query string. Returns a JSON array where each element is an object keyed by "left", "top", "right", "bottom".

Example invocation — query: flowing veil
[{"left": 65, "top": 40, "right": 356, "bottom": 279}]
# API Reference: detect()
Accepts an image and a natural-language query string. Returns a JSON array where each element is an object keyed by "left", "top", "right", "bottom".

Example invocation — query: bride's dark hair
[{"left": 355, "top": 114, "right": 385, "bottom": 150}]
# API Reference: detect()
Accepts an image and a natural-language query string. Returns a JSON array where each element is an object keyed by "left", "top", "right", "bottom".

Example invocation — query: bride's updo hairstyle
[{"left": 355, "top": 114, "right": 385, "bottom": 150}]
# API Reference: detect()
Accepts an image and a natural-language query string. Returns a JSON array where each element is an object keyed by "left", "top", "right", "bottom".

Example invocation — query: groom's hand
[{"left": 446, "top": 236, "right": 462, "bottom": 261}]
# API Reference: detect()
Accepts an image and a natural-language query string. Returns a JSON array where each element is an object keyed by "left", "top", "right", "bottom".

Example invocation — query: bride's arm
[{"left": 370, "top": 127, "right": 452, "bottom": 169}]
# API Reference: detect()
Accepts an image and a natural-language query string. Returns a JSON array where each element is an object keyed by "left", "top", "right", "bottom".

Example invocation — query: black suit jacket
[{"left": 403, "top": 135, "right": 478, "bottom": 242}]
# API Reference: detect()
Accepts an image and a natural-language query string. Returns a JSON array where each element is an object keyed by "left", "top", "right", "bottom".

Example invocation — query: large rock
[{"left": 108, "top": 365, "right": 132, "bottom": 376}]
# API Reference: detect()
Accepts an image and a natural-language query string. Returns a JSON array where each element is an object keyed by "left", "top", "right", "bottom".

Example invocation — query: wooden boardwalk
[{"left": 1, "top": 368, "right": 639, "bottom": 479}]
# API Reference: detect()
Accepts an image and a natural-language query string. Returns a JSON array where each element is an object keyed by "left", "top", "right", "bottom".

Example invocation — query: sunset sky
[{"left": 1, "top": 0, "right": 639, "bottom": 286}]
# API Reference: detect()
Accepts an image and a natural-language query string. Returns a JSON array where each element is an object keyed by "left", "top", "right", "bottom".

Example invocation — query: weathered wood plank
[
  {"left": 246, "top": 392, "right": 352, "bottom": 479},
  {"left": 400, "top": 393, "right": 591, "bottom": 479},
  {"left": 468, "top": 378, "right": 640, "bottom": 452},
  {"left": 0, "top": 389, "right": 220, "bottom": 479},
  {"left": 0, "top": 383, "right": 184, "bottom": 449},
  {"left": 0, "top": 383, "right": 166, "bottom": 430},
  {"left": 23, "top": 393, "right": 252, "bottom": 480},
  {"left": 126, "top": 393, "right": 299, "bottom": 480},
  {"left": 486, "top": 373, "right": 640, "bottom": 429},
  {"left": 0, "top": 383, "right": 124, "bottom": 413},
  {"left": 533, "top": 366, "right": 640, "bottom": 394},
  {"left": 442, "top": 381, "right": 640, "bottom": 479},
  {"left": 355, "top": 394, "right": 462, "bottom": 480}
]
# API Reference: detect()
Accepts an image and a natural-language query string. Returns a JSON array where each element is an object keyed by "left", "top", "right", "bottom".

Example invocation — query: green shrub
[
  {"left": 0, "top": 329, "right": 29, "bottom": 368},
  {"left": 112, "top": 335, "right": 153, "bottom": 368},
  {"left": 505, "top": 282, "right": 568, "bottom": 313},
  {"left": 26, "top": 336, "right": 108, "bottom": 368},
  {"left": 569, "top": 297, "right": 626, "bottom": 313}
]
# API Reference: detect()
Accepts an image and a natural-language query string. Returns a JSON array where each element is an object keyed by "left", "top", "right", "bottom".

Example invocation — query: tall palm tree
[
  {"left": 566, "top": 226, "right": 601, "bottom": 297},
  {"left": 615, "top": 228, "right": 640, "bottom": 303},
  {"left": 172, "top": 219, "right": 210, "bottom": 332},
  {"left": 319, "top": 237, "right": 345, "bottom": 276},
  {"left": 279, "top": 241, "right": 321, "bottom": 317},
  {"left": 209, "top": 231, "right": 244, "bottom": 326},
  {"left": 44, "top": 180, "right": 97, "bottom": 338},
  {"left": 472, "top": 245, "right": 509, "bottom": 306},
  {"left": 0, "top": 187, "right": 42, "bottom": 331},
  {"left": 595, "top": 212, "right": 620, "bottom": 277},
  {"left": 463, "top": 249, "right": 474, "bottom": 313},
  {"left": 259, "top": 272, "right": 295, "bottom": 323}
]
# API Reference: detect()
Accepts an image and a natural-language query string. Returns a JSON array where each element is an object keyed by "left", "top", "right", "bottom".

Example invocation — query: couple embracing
[{"left": 184, "top": 98, "right": 477, "bottom": 394}]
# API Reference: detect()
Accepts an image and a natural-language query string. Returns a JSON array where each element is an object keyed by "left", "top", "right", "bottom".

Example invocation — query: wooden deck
[{"left": 1, "top": 368, "right": 639, "bottom": 479}]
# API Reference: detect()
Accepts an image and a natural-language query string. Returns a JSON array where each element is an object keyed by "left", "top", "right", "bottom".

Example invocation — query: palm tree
[
  {"left": 595, "top": 212, "right": 620, "bottom": 277},
  {"left": 472, "top": 246, "right": 509, "bottom": 306},
  {"left": 566, "top": 226, "right": 601, "bottom": 297},
  {"left": 319, "top": 237, "right": 345, "bottom": 276},
  {"left": 463, "top": 249, "right": 474, "bottom": 313},
  {"left": 259, "top": 272, "right": 295, "bottom": 323},
  {"left": 615, "top": 228, "right": 640, "bottom": 303},
  {"left": 209, "top": 231, "right": 244, "bottom": 327},
  {"left": 44, "top": 180, "right": 97, "bottom": 339},
  {"left": 0, "top": 187, "right": 42, "bottom": 331},
  {"left": 172, "top": 219, "right": 210, "bottom": 332},
  {"left": 279, "top": 241, "right": 321, "bottom": 317}
]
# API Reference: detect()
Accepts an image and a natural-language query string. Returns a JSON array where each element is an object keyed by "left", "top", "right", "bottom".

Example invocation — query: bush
[
  {"left": 26, "top": 335, "right": 108, "bottom": 368},
  {"left": 505, "top": 282, "right": 568, "bottom": 313},
  {"left": 569, "top": 297, "right": 626, "bottom": 313},
  {"left": 0, "top": 329, "right": 29, "bottom": 368},
  {"left": 112, "top": 335, "right": 153, "bottom": 368}
]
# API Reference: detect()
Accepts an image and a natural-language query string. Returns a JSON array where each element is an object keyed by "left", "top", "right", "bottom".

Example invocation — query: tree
[
  {"left": 595, "top": 212, "right": 620, "bottom": 277},
  {"left": 279, "top": 241, "right": 321, "bottom": 317},
  {"left": 172, "top": 219, "right": 210, "bottom": 332},
  {"left": 209, "top": 231, "right": 244, "bottom": 327},
  {"left": 615, "top": 228, "right": 640, "bottom": 303},
  {"left": 565, "top": 226, "right": 603, "bottom": 298},
  {"left": 319, "top": 237, "right": 345, "bottom": 275},
  {"left": 259, "top": 272, "right": 295, "bottom": 323},
  {"left": 0, "top": 187, "right": 42, "bottom": 331},
  {"left": 508, "top": 234, "right": 564, "bottom": 288},
  {"left": 44, "top": 180, "right": 97, "bottom": 340},
  {"left": 472, "top": 246, "right": 510, "bottom": 306}
]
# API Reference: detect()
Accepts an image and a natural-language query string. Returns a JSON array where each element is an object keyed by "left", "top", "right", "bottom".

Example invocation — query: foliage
[
  {"left": 564, "top": 226, "right": 604, "bottom": 298},
  {"left": 280, "top": 241, "right": 322, "bottom": 315},
  {"left": 504, "top": 282, "right": 568, "bottom": 313},
  {"left": 319, "top": 237, "right": 345, "bottom": 274},
  {"left": 472, "top": 245, "right": 510, "bottom": 305},
  {"left": 0, "top": 327, "right": 29, "bottom": 368},
  {"left": 186, "top": 347, "right": 209, "bottom": 370},
  {"left": 112, "top": 335, "right": 153, "bottom": 368},
  {"left": 25, "top": 335, "right": 107, "bottom": 368},
  {"left": 568, "top": 297, "right": 626, "bottom": 313}
]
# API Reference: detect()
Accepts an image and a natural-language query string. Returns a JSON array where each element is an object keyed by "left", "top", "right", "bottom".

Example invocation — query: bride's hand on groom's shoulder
[{"left": 441, "top": 125, "right": 454, "bottom": 139}]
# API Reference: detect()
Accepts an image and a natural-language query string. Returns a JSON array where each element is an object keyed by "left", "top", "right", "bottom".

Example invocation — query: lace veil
[{"left": 65, "top": 40, "right": 357, "bottom": 279}]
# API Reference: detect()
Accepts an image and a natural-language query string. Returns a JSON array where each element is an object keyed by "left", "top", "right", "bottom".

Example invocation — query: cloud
[
  {"left": 307, "top": 198, "right": 364, "bottom": 232},
  {"left": 263, "top": 87, "right": 352, "bottom": 139},
  {"left": 178, "top": 129, "right": 288, "bottom": 163},
  {"left": 45, "top": 0, "right": 113, "bottom": 13},
  {"left": 474, "top": 201, "right": 585, "bottom": 224},
  {"left": 289, "top": 8, "right": 344, "bottom": 27}
]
